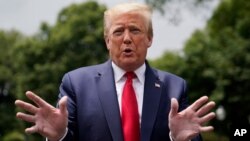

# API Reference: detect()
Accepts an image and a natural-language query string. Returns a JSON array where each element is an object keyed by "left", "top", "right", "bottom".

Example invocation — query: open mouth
[
  {"left": 123, "top": 48, "right": 134, "bottom": 56},
  {"left": 124, "top": 48, "right": 132, "bottom": 53}
]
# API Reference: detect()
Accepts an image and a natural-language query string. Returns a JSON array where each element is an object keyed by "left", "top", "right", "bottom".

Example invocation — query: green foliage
[
  {"left": 151, "top": 0, "right": 250, "bottom": 137},
  {"left": 2, "top": 131, "right": 25, "bottom": 141},
  {"left": 201, "top": 132, "right": 229, "bottom": 141},
  {"left": 145, "top": 0, "right": 217, "bottom": 15},
  {"left": 2, "top": 0, "right": 249, "bottom": 140},
  {"left": 0, "top": 30, "right": 24, "bottom": 139},
  {"left": 150, "top": 51, "right": 185, "bottom": 75},
  {"left": 205, "top": 1, "right": 250, "bottom": 134},
  {"left": 0, "top": 1, "right": 108, "bottom": 140},
  {"left": 12, "top": 1, "right": 108, "bottom": 104}
]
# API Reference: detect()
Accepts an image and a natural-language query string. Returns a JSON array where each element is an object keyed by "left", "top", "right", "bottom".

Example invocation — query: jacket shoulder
[
  {"left": 66, "top": 61, "right": 107, "bottom": 77},
  {"left": 153, "top": 68, "right": 185, "bottom": 83}
]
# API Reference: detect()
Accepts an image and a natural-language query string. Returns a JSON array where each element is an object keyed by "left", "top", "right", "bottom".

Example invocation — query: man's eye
[
  {"left": 113, "top": 30, "right": 123, "bottom": 36},
  {"left": 131, "top": 28, "right": 141, "bottom": 34}
]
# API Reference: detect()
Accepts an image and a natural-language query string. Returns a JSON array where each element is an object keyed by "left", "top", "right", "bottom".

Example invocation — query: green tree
[
  {"left": 204, "top": 0, "right": 250, "bottom": 135},
  {"left": 152, "top": 0, "right": 250, "bottom": 139},
  {"left": 146, "top": 0, "right": 217, "bottom": 14},
  {"left": 0, "top": 30, "right": 24, "bottom": 139},
  {"left": 14, "top": 1, "right": 108, "bottom": 103},
  {"left": 145, "top": 0, "right": 219, "bottom": 24},
  {"left": 0, "top": 1, "right": 108, "bottom": 140}
]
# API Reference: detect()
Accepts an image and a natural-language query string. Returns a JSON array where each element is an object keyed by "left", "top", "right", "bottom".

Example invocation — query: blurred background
[{"left": 0, "top": 0, "right": 249, "bottom": 140}]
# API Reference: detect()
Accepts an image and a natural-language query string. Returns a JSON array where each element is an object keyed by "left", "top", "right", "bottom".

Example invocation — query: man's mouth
[
  {"left": 124, "top": 48, "right": 133, "bottom": 53},
  {"left": 122, "top": 48, "right": 134, "bottom": 56}
]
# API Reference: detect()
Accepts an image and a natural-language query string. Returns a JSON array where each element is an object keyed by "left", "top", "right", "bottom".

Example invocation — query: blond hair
[{"left": 104, "top": 2, "right": 153, "bottom": 38}]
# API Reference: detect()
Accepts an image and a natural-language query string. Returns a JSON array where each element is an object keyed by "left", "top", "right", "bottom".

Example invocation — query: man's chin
[
  {"left": 120, "top": 60, "right": 142, "bottom": 71},
  {"left": 122, "top": 58, "right": 137, "bottom": 65}
]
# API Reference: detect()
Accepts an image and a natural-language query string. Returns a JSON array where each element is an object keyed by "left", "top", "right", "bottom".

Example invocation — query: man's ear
[
  {"left": 147, "top": 36, "right": 153, "bottom": 47},
  {"left": 105, "top": 37, "right": 110, "bottom": 50}
]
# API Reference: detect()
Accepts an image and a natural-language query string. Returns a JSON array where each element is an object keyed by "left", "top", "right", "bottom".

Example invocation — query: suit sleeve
[{"left": 58, "top": 73, "right": 79, "bottom": 141}]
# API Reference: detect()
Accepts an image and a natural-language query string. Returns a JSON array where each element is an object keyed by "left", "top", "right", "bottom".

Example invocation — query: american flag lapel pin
[{"left": 155, "top": 83, "right": 160, "bottom": 88}]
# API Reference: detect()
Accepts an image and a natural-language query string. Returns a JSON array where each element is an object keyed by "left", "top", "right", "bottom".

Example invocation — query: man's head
[{"left": 104, "top": 2, "right": 153, "bottom": 71}]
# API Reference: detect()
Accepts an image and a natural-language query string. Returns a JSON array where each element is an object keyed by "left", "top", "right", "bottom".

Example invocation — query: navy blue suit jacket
[{"left": 58, "top": 60, "right": 202, "bottom": 141}]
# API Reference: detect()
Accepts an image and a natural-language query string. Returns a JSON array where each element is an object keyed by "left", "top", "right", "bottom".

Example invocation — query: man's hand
[
  {"left": 169, "top": 96, "right": 216, "bottom": 141},
  {"left": 15, "top": 91, "right": 68, "bottom": 141}
]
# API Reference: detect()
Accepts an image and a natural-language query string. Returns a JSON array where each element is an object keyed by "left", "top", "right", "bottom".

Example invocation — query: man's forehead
[
  {"left": 111, "top": 14, "right": 144, "bottom": 26},
  {"left": 110, "top": 22, "right": 143, "bottom": 31},
  {"left": 113, "top": 12, "right": 143, "bottom": 19},
  {"left": 112, "top": 21, "right": 140, "bottom": 26}
]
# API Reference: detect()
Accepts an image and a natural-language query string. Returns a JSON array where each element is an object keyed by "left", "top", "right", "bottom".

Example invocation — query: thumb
[
  {"left": 169, "top": 98, "right": 179, "bottom": 118},
  {"left": 59, "top": 96, "right": 68, "bottom": 115}
]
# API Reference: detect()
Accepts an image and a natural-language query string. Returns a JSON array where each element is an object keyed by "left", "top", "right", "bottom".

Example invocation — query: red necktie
[{"left": 122, "top": 72, "right": 140, "bottom": 141}]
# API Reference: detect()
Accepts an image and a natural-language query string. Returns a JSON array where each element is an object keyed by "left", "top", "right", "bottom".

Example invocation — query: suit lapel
[
  {"left": 95, "top": 61, "right": 123, "bottom": 141},
  {"left": 141, "top": 64, "right": 163, "bottom": 141},
  {"left": 95, "top": 61, "right": 162, "bottom": 141}
]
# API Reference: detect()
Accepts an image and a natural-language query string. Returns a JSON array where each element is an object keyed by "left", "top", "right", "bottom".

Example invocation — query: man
[{"left": 15, "top": 2, "right": 216, "bottom": 141}]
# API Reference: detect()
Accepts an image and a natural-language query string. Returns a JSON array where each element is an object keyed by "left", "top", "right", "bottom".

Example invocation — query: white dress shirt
[
  {"left": 49, "top": 62, "right": 146, "bottom": 141},
  {"left": 112, "top": 62, "right": 176, "bottom": 141},
  {"left": 111, "top": 61, "right": 146, "bottom": 124},
  {"left": 49, "top": 62, "right": 178, "bottom": 141}
]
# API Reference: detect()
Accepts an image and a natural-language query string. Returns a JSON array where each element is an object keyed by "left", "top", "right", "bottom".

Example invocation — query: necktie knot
[{"left": 125, "top": 72, "right": 136, "bottom": 80}]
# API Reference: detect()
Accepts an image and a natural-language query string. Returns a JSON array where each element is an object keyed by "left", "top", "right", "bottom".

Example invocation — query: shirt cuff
[
  {"left": 169, "top": 132, "right": 174, "bottom": 141},
  {"left": 46, "top": 128, "right": 68, "bottom": 141},
  {"left": 169, "top": 132, "right": 191, "bottom": 141}
]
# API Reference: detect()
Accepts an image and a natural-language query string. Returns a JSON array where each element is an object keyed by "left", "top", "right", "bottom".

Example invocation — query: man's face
[{"left": 105, "top": 13, "right": 152, "bottom": 71}]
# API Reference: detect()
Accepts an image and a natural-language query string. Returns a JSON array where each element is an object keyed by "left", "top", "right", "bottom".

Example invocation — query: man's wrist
[
  {"left": 46, "top": 128, "right": 68, "bottom": 141},
  {"left": 169, "top": 132, "right": 191, "bottom": 141},
  {"left": 169, "top": 132, "right": 174, "bottom": 141},
  {"left": 58, "top": 128, "right": 68, "bottom": 141}
]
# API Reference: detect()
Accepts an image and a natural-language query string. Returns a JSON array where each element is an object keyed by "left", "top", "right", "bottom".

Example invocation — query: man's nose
[{"left": 123, "top": 30, "right": 132, "bottom": 44}]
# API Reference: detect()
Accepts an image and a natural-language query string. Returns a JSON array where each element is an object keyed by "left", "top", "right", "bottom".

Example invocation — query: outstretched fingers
[
  {"left": 196, "top": 101, "right": 216, "bottom": 117},
  {"left": 26, "top": 91, "right": 50, "bottom": 108},
  {"left": 199, "top": 126, "right": 214, "bottom": 132},
  {"left": 16, "top": 112, "right": 36, "bottom": 123},
  {"left": 169, "top": 98, "right": 179, "bottom": 118},
  {"left": 25, "top": 125, "right": 38, "bottom": 134},
  {"left": 15, "top": 100, "right": 38, "bottom": 114},
  {"left": 199, "top": 112, "right": 216, "bottom": 124},
  {"left": 189, "top": 96, "right": 209, "bottom": 111}
]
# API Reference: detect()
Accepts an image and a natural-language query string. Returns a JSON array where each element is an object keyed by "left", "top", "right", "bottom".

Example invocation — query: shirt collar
[{"left": 112, "top": 61, "right": 146, "bottom": 84}]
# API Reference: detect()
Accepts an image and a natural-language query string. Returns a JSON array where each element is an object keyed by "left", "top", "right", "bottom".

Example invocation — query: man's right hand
[
  {"left": 15, "top": 91, "right": 68, "bottom": 141},
  {"left": 168, "top": 96, "right": 216, "bottom": 141}
]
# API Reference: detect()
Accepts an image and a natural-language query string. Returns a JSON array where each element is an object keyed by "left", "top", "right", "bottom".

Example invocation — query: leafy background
[{"left": 1, "top": 0, "right": 249, "bottom": 140}]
